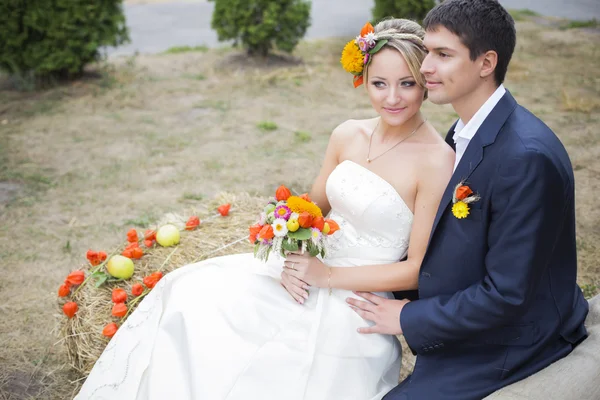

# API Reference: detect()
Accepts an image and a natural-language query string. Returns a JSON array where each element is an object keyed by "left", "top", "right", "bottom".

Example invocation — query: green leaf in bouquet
[
  {"left": 281, "top": 238, "right": 299, "bottom": 252},
  {"left": 288, "top": 228, "right": 312, "bottom": 240},
  {"left": 253, "top": 242, "right": 260, "bottom": 258},
  {"left": 307, "top": 241, "right": 320, "bottom": 257}
]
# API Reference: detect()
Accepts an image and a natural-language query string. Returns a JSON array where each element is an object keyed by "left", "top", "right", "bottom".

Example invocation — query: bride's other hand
[
  {"left": 285, "top": 252, "right": 329, "bottom": 288},
  {"left": 280, "top": 269, "right": 310, "bottom": 304}
]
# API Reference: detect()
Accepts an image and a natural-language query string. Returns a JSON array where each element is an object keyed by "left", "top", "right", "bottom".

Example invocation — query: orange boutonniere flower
[{"left": 451, "top": 182, "right": 481, "bottom": 219}]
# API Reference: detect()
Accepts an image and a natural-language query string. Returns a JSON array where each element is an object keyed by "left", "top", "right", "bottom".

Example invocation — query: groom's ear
[{"left": 479, "top": 50, "right": 498, "bottom": 80}]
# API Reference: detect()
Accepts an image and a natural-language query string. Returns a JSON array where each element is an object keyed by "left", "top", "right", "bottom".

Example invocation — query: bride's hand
[
  {"left": 280, "top": 269, "right": 310, "bottom": 304},
  {"left": 284, "top": 251, "right": 329, "bottom": 288}
]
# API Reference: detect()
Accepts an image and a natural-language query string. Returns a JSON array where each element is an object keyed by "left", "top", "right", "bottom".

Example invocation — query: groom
[{"left": 348, "top": 0, "right": 589, "bottom": 399}]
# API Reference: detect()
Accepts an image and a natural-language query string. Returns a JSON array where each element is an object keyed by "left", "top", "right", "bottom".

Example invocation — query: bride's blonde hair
[{"left": 366, "top": 19, "right": 428, "bottom": 98}]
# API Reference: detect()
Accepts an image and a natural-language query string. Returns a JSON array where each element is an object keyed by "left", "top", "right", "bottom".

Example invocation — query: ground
[{"left": 0, "top": 15, "right": 598, "bottom": 400}]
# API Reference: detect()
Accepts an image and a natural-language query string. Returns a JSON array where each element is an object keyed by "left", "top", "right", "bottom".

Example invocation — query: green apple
[
  {"left": 106, "top": 255, "right": 135, "bottom": 279},
  {"left": 156, "top": 224, "right": 180, "bottom": 247}
]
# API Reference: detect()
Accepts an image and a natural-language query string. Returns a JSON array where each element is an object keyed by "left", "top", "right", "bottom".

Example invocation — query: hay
[{"left": 59, "top": 192, "right": 267, "bottom": 376}]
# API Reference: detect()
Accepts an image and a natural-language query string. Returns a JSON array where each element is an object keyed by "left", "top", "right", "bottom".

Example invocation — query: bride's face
[{"left": 365, "top": 48, "right": 425, "bottom": 127}]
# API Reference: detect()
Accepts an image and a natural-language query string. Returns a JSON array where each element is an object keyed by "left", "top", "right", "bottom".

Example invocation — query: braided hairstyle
[{"left": 367, "top": 19, "right": 428, "bottom": 98}]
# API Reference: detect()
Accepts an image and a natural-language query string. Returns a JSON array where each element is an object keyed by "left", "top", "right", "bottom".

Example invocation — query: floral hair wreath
[{"left": 340, "top": 22, "right": 388, "bottom": 88}]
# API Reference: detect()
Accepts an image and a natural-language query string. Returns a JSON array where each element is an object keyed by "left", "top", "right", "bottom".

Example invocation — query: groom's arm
[{"left": 401, "top": 148, "right": 570, "bottom": 353}]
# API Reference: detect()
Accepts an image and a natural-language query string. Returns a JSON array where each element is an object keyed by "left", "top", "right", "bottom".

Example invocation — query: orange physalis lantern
[
  {"left": 218, "top": 203, "right": 231, "bottom": 216},
  {"left": 102, "top": 322, "right": 118, "bottom": 338},
  {"left": 63, "top": 302, "right": 78, "bottom": 318},
  {"left": 111, "top": 303, "right": 128, "bottom": 317},
  {"left": 324, "top": 219, "right": 340, "bottom": 235},
  {"left": 58, "top": 284, "right": 70, "bottom": 297},
  {"left": 185, "top": 216, "right": 201, "bottom": 230},
  {"left": 66, "top": 270, "right": 85, "bottom": 285},
  {"left": 298, "top": 212, "right": 314, "bottom": 229},
  {"left": 126, "top": 228, "right": 138, "bottom": 243},
  {"left": 111, "top": 288, "right": 128, "bottom": 304},
  {"left": 275, "top": 185, "right": 292, "bottom": 202},
  {"left": 131, "top": 283, "right": 144, "bottom": 296}
]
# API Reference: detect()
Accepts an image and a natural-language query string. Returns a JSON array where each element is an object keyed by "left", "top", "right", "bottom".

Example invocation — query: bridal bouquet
[{"left": 249, "top": 186, "right": 339, "bottom": 262}]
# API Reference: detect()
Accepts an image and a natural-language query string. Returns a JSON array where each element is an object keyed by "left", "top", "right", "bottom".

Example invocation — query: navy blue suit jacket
[{"left": 387, "top": 91, "right": 589, "bottom": 400}]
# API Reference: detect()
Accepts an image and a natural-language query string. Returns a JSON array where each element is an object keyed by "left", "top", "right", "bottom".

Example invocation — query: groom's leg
[{"left": 382, "top": 376, "right": 411, "bottom": 399}]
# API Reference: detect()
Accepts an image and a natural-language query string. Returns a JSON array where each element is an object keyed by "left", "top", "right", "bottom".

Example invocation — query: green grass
[
  {"left": 163, "top": 45, "right": 209, "bottom": 54},
  {"left": 294, "top": 130, "right": 312, "bottom": 143},
  {"left": 581, "top": 283, "right": 599, "bottom": 299},
  {"left": 509, "top": 9, "right": 540, "bottom": 21},
  {"left": 257, "top": 121, "right": 278, "bottom": 132},
  {"left": 180, "top": 192, "right": 204, "bottom": 202},
  {"left": 184, "top": 73, "right": 206, "bottom": 81},
  {"left": 124, "top": 212, "right": 157, "bottom": 228},
  {"left": 561, "top": 19, "right": 599, "bottom": 30}
]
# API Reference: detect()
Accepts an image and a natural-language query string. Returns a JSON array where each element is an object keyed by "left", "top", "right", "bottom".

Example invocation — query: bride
[{"left": 76, "top": 19, "right": 454, "bottom": 400}]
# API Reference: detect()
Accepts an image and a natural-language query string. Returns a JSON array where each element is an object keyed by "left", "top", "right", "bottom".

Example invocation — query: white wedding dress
[{"left": 76, "top": 160, "right": 413, "bottom": 400}]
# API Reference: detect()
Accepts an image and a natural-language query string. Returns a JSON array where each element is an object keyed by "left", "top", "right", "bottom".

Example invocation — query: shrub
[
  {"left": 372, "top": 0, "right": 436, "bottom": 23},
  {"left": 0, "top": 0, "right": 129, "bottom": 81},
  {"left": 209, "top": 0, "right": 311, "bottom": 57}
]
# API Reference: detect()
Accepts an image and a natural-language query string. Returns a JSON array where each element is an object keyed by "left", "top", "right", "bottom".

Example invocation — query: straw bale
[{"left": 59, "top": 192, "right": 267, "bottom": 376}]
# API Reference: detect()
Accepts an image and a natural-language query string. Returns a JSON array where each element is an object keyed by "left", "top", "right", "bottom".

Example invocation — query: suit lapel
[
  {"left": 445, "top": 120, "right": 459, "bottom": 151},
  {"left": 428, "top": 91, "right": 518, "bottom": 242}
]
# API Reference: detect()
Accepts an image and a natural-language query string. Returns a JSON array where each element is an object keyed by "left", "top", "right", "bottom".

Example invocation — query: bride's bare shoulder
[
  {"left": 330, "top": 118, "right": 377, "bottom": 141},
  {"left": 417, "top": 126, "right": 455, "bottom": 172}
]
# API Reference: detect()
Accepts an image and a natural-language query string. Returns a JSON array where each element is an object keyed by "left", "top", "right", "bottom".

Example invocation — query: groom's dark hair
[{"left": 423, "top": 0, "right": 516, "bottom": 85}]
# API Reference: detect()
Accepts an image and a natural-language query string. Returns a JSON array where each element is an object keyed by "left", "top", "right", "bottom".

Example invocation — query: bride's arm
[
  {"left": 286, "top": 146, "right": 454, "bottom": 292},
  {"left": 329, "top": 149, "right": 454, "bottom": 292}
]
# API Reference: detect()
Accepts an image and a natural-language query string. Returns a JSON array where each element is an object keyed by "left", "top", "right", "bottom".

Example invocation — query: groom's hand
[{"left": 347, "top": 291, "right": 410, "bottom": 335}]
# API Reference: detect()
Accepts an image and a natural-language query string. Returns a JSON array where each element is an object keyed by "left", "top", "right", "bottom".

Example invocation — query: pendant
[{"left": 367, "top": 158, "right": 371, "bottom": 163}]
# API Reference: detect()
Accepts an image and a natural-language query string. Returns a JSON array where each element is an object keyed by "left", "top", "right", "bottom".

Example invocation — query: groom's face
[{"left": 420, "top": 26, "right": 483, "bottom": 106}]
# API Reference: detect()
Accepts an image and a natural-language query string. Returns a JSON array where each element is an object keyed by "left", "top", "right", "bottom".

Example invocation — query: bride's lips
[
  {"left": 425, "top": 80, "right": 442, "bottom": 89},
  {"left": 383, "top": 107, "right": 407, "bottom": 114}
]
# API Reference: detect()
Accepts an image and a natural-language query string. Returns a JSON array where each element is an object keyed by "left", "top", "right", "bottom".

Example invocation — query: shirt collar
[{"left": 453, "top": 84, "right": 506, "bottom": 143}]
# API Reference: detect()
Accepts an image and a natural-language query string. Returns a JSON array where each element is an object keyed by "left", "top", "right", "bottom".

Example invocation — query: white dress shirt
[{"left": 453, "top": 85, "right": 506, "bottom": 171}]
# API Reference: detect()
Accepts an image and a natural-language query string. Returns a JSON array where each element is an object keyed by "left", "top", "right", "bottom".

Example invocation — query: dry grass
[{"left": 0, "top": 19, "right": 598, "bottom": 400}]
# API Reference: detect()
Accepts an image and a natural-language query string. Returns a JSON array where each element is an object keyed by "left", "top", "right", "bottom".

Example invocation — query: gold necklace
[{"left": 366, "top": 118, "right": 427, "bottom": 163}]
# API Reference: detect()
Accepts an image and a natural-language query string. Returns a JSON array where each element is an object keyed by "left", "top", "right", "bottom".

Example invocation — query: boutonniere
[{"left": 451, "top": 182, "right": 481, "bottom": 219}]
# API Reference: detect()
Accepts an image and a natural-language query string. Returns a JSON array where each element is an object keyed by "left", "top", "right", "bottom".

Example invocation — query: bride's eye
[
  {"left": 401, "top": 81, "right": 416, "bottom": 87},
  {"left": 372, "top": 81, "right": 386, "bottom": 88}
]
